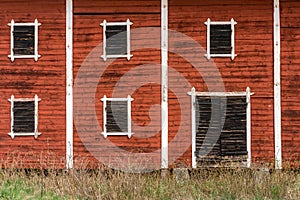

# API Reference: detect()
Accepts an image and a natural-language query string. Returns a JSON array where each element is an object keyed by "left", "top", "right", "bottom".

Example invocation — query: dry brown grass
[{"left": 0, "top": 167, "right": 299, "bottom": 200}]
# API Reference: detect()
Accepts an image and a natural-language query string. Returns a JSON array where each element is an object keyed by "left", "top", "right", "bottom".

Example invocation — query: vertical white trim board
[
  {"left": 66, "top": 0, "right": 73, "bottom": 169},
  {"left": 274, "top": 0, "right": 282, "bottom": 170},
  {"left": 161, "top": 0, "right": 169, "bottom": 169}
]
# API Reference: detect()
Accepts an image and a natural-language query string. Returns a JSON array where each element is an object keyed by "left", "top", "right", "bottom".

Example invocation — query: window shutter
[
  {"left": 13, "top": 26, "right": 35, "bottom": 55},
  {"left": 13, "top": 101, "right": 35, "bottom": 133},
  {"left": 210, "top": 24, "right": 232, "bottom": 54},
  {"left": 106, "top": 25, "right": 127, "bottom": 55},
  {"left": 106, "top": 101, "right": 128, "bottom": 133},
  {"left": 220, "top": 97, "right": 247, "bottom": 156},
  {"left": 195, "top": 96, "right": 247, "bottom": 164}
]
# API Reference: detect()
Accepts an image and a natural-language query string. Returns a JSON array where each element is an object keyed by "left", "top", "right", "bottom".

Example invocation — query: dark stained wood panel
[
  {"left": 210, "top": 24, "right": 232, "bottom": 54},
  {"left": 13, "top": 26, "right": 35, "bottom": 55},
  {"left": 195, "top": 96, "right": 247, "bottom": 166},
  {"left": 13, "top": 101, "right": 35, "bottom": 133},
  {"left": 106, "top": 101, "right": 128, "bottom": 133}
]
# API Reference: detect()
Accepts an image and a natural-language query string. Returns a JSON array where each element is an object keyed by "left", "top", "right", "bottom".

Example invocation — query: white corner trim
[
  {"left": 161, "top": 0, "right": 168, "bottom": 169},
  {"left": 274, "top": 0, "right": 282, "bottom": 170},
  {"left": 66, "top": 0, "right": 73, "bottom": 169}
]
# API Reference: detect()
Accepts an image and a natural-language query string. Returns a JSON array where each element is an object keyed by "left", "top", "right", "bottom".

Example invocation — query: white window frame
[
  {"left": 100, "top": 19, "right": 133, "bottom": 61},
  {"left": 188, "top": 87, "right": 253, "bottom": 168},
  {"left": 101, "top": 95, "right": 134, "bottom": 138},
  {"left": 205, "top": 18, "right": 237, "bottom": 60},
  {"left": 8, "top": 19, "right": 41, "bottom": 62},
  {"left": 8, "top": 94, "right": 41, "bottom": 139}
]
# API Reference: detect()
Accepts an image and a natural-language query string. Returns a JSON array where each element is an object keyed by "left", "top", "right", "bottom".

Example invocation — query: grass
[{"left": 0, "top": 167, "right": 298, "bottom": 199}]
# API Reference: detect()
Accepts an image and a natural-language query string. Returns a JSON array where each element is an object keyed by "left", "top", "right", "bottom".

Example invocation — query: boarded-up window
[
  {"left": 13, "top": 101, "right": 35, "bottom": 133},
  {"left": 106, "top": 101, "right": 128, "bottom": 133},
  {"left": 210, "top": 25, "right": 231, "bottom": 54},
  {"left": 8, "top": 19, "right": 41, "bottom": 62},
  {"left": 195, "top": 96, "right": 247, "bottom": 165},
  {"left": 205, "top": 18, "right": 237, "bottom": 60},
  {"left": 8, "top": 95, "right": 41, "bottom": 139},
  {"left": 13, "top": 26, "right": 35, "bottom": 55},
  {"left": 100, "top": 19, "right": 133, "bottom": 61},
  {"left": 101, "top": 95, "right": 134, "bottom": 138},
  {"left": 106, "top": 25, "right": 127, "bottom": 56}
]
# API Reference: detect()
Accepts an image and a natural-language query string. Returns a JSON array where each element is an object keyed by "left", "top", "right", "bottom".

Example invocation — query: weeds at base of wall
[
  {"left": 0, "top": 153, "right": 299, "bottom": 199},
  {"left": 0, "top": 166, "right": 299, "bottom": 199}
]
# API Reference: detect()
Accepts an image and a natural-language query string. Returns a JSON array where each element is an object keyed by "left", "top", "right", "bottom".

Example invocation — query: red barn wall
[
  {"left": 281, "top": 0, "right": 300, "bottom": 166},
  {"left": 73, "top": 0, "right": 162, "bottom": 169},
  {"left": 169, "top": 0, "right": 275, "bottom": 165},
  {"left": 0, "top": 0, "right": 66, "bottom": 168}
]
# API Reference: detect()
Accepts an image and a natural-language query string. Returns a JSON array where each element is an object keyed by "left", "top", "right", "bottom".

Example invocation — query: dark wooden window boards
[
  {"left": 195, "top": 96, "right": 247, "bottom": 165},
  {"left": 13, "top": 101, "right": 35, "bottom": 133},
  {"left": 13, "top": 26, "right": 35, "bottom": 55},
  {"left": 106, "top": 101, "right": 128, "bottom": 133},
  {"left": 105, "top": 25, "right": 127, "bottom": 55},
  {"left": 210, "top": 24, "right": 232, "bottom": 54}
]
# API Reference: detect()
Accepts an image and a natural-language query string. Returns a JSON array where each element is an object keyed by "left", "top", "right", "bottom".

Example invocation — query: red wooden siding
[
  {"left": 74, "top": 0, "right": 160, "bottom": 14},
  {"left": 281, "top": 0, "right": 300, "bottom": 166},
  {"left": 0, "top": 0, "right": 66, "bottom": 168},
  {"left": 169, "top": 0, "right": 274, "bottom": 165},
  {"left": 73, "top": 0, "right": 162, "bottom": 169}
]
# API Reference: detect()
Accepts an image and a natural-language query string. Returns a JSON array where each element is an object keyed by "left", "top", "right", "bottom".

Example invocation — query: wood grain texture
[{"left": 0, "top": 0, "right": 66, "bottom": 168}]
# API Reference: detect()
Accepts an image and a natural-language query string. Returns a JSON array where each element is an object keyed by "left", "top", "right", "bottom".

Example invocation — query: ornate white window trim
[
  {"left": 101, "top": 95, "right": 134, "bottom": 138},
  {"left": 205, "top": 18, "right": 237, "bottom": 60},
  {"left": 100, "top": 19, "right": 133, "bottom": 61},
  {"left": 8, "top": 19, "right": 41, "bottom": 62},
  {"left": 8, "top": 94, "right": 41, "bottom": 139}
]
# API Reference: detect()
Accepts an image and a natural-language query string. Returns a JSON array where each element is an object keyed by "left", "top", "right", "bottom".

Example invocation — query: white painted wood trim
[
  {"left": 100, "top": 95, "right": 134, "bottom": 138},
  {"left": 34, "top": 19, "right": 40, "bottom": 61},
  {"left": 161, "top": 0, "right": 168, "bottom": 169},
  {"left": 246, "top": 87, "right": 252, "bottom": 168},
  {"left": 8, "top": 95, "right": 41, "bottom": 139},
  {"left": 127, "top": 95, "right": 132, "bottom": 135},
  {"left": 189, "top": 88, "right": 253, "bottom": 168},
  {"left": 10, "top": 95, "right": 14, "bottom": 137},
  {"left": 126, "top": 19, "right": 132, "bottom": 61},
  {"left": 8, "top": 19, "right": 41, "bottom": 62},
  {"left": 66, "top": 0, "right": 73, "bottom": 169},
  {"left": 102, "top": 95, "right": 107, "bottom": 135},
  {"left": 101, "top": 20, "right": 107, "bottom": 61},
  {"left": 100, "top": 19, "right": 133, "bottom": 61},
  {"left": 34, "top": 94, "right": 39, "bottom": 139},
  {"left": 205, "top": 18, "right": 237, "bottom": 60},
  {"left": 274, "top": 0, "right": 282, "bottom": 170},
  {"left": 231, "top": 18, "right": 236, "bottom": 60},
  {"left": 205, "top": 18, "right": 211, "bottom": 60},
  {"left": 191, "top": 88, "right": 197, "bottom": 168},
  {"left": 187, "top": 91, "right": 254, "bottom": 97},
  {"left": 9, "top": 20, "right": 14, "bottom": 62}
]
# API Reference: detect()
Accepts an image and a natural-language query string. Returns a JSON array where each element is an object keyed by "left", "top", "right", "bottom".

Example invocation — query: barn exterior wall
[
  {"left": 281, "top": 0, "right": 300, "bottom": 166},
  {"left": 167, "top": 0, "right": 275, "bottom": 167},
  {"left": 0, "top": 0, "right": 66, "bottom": 168},
  {"left": 0, "top": 0, "right": 298, "bottom": 169},
  {"left": 73, "top": 0, "right": 162, "bottom": 169}
]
